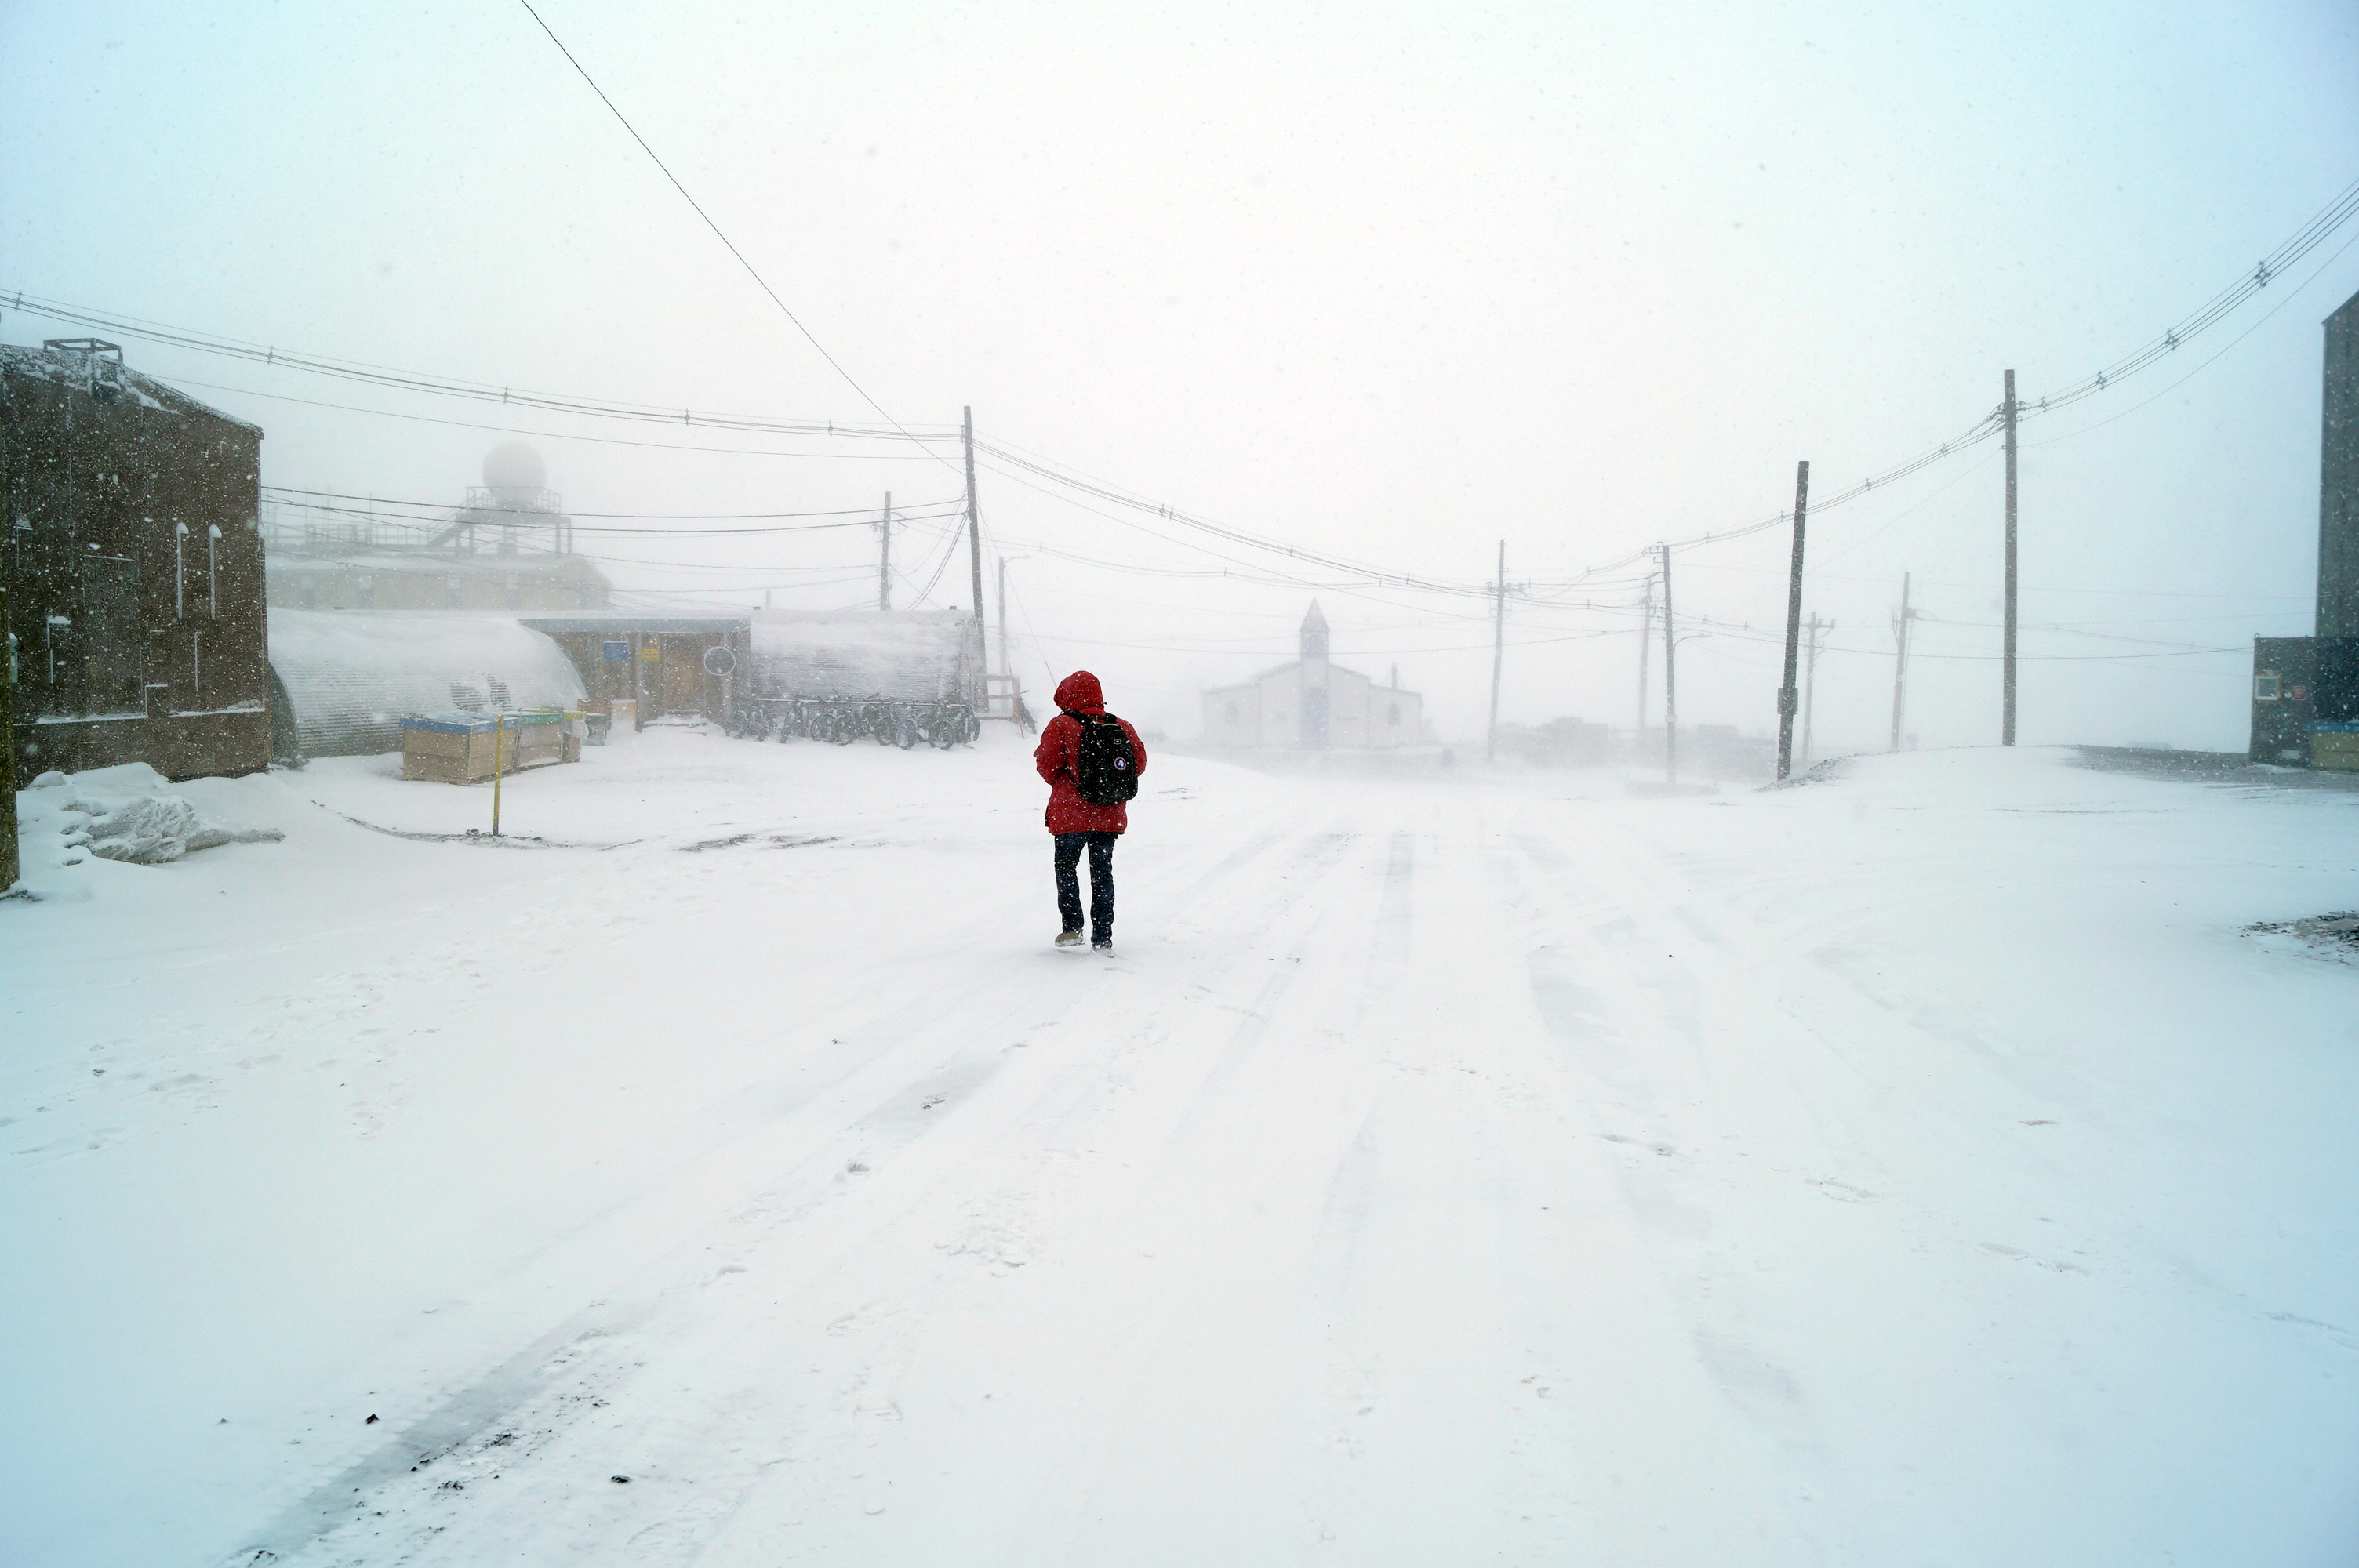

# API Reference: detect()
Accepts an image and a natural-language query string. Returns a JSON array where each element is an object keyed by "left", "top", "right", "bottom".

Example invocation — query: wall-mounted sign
[
  {"left": 602, "top": 640, "right": 630, "bottom": 662},
  {"left": 639, "top": 644, "right": 662, "bottom": 662}
]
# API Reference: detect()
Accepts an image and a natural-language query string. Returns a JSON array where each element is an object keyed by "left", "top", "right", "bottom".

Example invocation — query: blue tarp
[{"left": 401, "top": 710, "right": 564, "bottom": 735}]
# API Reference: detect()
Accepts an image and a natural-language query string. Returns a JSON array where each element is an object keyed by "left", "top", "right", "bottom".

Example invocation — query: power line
[
  {"left": 262, "top": 492, "right": 967, "bottom": 536},
  {"left": 2, "top": 289, "right": 951, "bottom": 444},
  {"left": 260, "top": 485, "right": 965, "bottom": 523},
  {"left": 163, "top": 372, "right": 957, "bottom": 461},
  {"left": 2025, "top": 225, "right": 2359, "bottom": 450},
  {"left": 512, "top": 0, "right": 933, "bottom": 453}
]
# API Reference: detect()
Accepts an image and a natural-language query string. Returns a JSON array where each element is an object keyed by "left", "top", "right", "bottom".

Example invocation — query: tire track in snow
[
  {"left": 232, "top": 811, "right": 1369, "bottom": 1566},
  {"left": 1477, "top": 807, "right": 1831, "bottom": 1562},
  {"left": 561, "top": 815, "right": 1381, "bottom": 1563}
]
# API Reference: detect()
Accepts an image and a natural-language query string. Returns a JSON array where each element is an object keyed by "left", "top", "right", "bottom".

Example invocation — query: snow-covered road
[{"left": 5, "top": 731, "right": 2355, "bottom": 1565}]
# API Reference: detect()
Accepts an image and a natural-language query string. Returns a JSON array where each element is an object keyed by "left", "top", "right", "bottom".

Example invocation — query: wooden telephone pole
[
  {"left": 1801, "top": 613, "right": 1831, "bottom": 768},
  {"left": 2002, "top": 368, "right": 2019, "bottom": 745},
  {"left": 1659, "top": 542, "right": 1679, "bottom": 786},
  {"left": 877, "top": 492, "right": 892, "bottom": 611},
  {"left": 1486, "top": 540, "right": 1506, "bottom": 762},
  {"left": 961, "top": 408, "right": 987, "bottom": 656},
  {"left": 1776, "top": 459, "right": 1811, "bottom": 780},
  {"left": 1636, "top": 573, "right": 1654, "bottom": 737},
  {"left": 1890, "top": 572, "right": 1917, "bottom": 753}
]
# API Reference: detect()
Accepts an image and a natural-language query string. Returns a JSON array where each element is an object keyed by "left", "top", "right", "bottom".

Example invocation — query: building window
[
  {"left": 2255, "top": 673, "right": 2281, "bottom": 702},
  {"left": 1387, "top": 702, "right": 1401, "bottom": 725},
  {"left": 1224, "top": 702, "right": 1240, "bottom": 725}
]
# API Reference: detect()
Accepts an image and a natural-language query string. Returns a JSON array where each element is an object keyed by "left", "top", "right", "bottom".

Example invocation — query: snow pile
[{"left": 21, "top": 762, "right": 284, "bottom": 867}]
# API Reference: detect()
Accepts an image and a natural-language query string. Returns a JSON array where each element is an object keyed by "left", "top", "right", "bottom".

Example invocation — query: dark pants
[{"left": 1053, "top": 832, "right": 1118, "bottom": 941}]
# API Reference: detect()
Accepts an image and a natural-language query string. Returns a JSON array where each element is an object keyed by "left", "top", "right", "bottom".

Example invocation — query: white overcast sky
[{"left": 5, "top": 0, "right": 2357, "bottom": 747}]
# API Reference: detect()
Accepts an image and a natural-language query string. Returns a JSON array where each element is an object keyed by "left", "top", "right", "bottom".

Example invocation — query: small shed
[{"left": 267, "top": 608, "right": 585, "bottom": 760}]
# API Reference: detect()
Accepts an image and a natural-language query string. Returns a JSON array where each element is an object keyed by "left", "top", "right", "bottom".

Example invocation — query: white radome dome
[{"left": 482, "top": 442, "right": 547, "bottom": 495}]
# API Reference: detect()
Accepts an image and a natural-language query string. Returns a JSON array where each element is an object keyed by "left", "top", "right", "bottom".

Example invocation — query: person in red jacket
[{"left": 1033, "top": 670, "right": 1147, "bottom": 950}]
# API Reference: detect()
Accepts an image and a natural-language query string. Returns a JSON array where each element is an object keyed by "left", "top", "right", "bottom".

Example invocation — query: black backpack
[{"left": 1071, "top": 713, "right": 1139, "bottom": 805}]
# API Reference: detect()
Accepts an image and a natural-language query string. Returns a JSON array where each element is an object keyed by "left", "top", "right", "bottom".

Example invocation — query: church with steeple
[{"left": 1200, "top": 601, "right": 1425, "bottom": 749}]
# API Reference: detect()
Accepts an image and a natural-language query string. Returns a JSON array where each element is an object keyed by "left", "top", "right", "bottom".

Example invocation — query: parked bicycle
[{"left": 742, "top": 693, "right": 978, "bottom": 749}]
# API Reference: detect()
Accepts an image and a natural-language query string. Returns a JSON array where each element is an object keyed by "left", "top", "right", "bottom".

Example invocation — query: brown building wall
[{"left": 2, "top": 346, "right": 269, "bottom": 781}]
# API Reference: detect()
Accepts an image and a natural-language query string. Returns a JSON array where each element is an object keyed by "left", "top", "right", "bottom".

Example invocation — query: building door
[
  {"left": 662, "top": 643, "right": 704, "bottom": 715},
  {"left": 1302, "top": 683, "right": 1329, "bottom": 747}
]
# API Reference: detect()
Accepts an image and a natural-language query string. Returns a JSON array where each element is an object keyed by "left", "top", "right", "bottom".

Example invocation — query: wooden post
[
  {"left": 998, "top": 555, "right": 1012, "bottom": 681},
  {"left": 2002, "top": 369, "right": 2019, "bottom": 745},
  {"left": 1637, "top": 572, "right": 1653, "bottom": 740},
  {"left": 1801, "top": 613, "right": 1830, "bottom": 767},
  {"left": 1660, "top": 543, "right": 1679, "bottom": 786},
  {"left": 878, "top": 492, "right": 892, "bottom": 612},
  {"left": 1890, "top": 572, "right": 1914, "bottom": 753},
  {"left": 491, "top": 714, "right": 507, "bottom": 837},
  {"left": 1486, "top": 540, "right": 1506, "bottom": 762},
  {"left": 962, "top": 408, "right": 987, "bottom": 674},
  {"left": 1776, "top": 459, "right": 1810, "bottom": 780}
]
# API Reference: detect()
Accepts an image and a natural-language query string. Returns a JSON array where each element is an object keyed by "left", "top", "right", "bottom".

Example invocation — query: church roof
[{"left": 1302, "top": 601, "right": 1329, "bottom": 631}]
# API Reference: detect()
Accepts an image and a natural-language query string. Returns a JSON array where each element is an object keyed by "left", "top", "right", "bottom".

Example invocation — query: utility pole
[
  {"left": 1636, "top": 572, "right": 1654, "bottom": 739},
  {"left": 2001, "top": 368, "right": 2019, "bottom": 746},
  {"left": 1659, "top": 543, "right": 1679, "bottom": 786},
  {"left": 996, "top": 554, "right": 1032, "bottom": 681},
  {"left": 1801, "top": 613, "right": 1831, "bottom": 767},
  {"left": 1776, "top": 459, "right": 1811, "bottom": 780},
  {"left": 1890, "top": 572, "right": 1917, "bottom": 753},
  {"left": 961, "top": 408, "right": 987, "bottom": 666},
  {"left": 877, "top": 492, "right": 892, "bottom": 611},
  {"left": 1486, "top": 539, "right": 1506, "bottom": 763}
]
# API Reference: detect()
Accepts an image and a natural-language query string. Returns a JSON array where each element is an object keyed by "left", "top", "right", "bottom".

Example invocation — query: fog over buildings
[{"left": 3, "top": 3, "right": 2355, "bottom": 749}]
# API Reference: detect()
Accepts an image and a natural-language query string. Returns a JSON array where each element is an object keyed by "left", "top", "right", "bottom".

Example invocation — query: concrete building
[
  {"left": 2253, "top": 286, "right": 2359, "bottom": 767},
  {"left": 2320, "top": 287, "right": 2359, "bottom": 639},
  {"left": 1201, "top": 602, "right": 1424, "bottom": 749},
  {"left": 2, "top": 339, "right": 269, "bottom": 780}
]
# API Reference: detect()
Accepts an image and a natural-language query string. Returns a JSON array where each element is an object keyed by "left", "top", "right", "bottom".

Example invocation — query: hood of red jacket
[{"left": 1055, "top": 670, "right": 1106, "bottom": 713}]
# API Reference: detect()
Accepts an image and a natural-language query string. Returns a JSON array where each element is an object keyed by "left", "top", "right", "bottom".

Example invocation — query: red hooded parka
[{"left": 1034, "top": 670, "right": 1147, "bottom": 836}]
